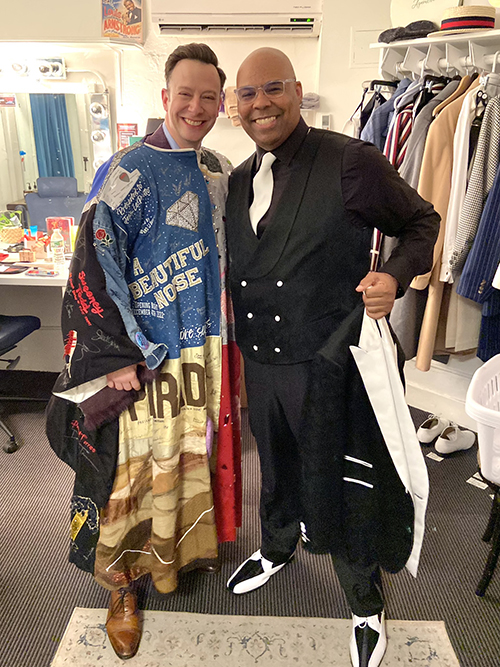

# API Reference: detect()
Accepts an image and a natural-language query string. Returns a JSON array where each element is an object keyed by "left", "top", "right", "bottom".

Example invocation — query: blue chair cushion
[
  {"left": 25, "top": 182, "right": 87, "bottom": 231},
  {"left": 37, "top": 177, "right": 78, "bottom": 198},
  {"left": 0, "top": 315, "right": 41, "bottom": 355}
]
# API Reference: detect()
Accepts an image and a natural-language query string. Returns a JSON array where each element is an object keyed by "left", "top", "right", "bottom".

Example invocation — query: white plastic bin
[{"left": 465, "top": 354, "right": 500, "bottom": 486}]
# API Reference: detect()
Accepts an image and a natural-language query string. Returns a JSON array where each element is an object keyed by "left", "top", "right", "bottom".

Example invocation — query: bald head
[
  {"left": 237, "top": 48, "right": 296, "bottom": 88},
  {"left": 235, "top": 48, "right": 302, "bottom": 150}
]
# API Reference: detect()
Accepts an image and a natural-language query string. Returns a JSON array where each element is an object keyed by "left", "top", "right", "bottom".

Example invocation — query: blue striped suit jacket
[{"left": 457, "top": 165, "right": 500, "bottom": 360}]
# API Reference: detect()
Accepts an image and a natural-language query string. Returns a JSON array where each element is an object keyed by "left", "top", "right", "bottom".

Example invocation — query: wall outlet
[{"left": 321, "top": 114, "right": 331, "bottom": 131}]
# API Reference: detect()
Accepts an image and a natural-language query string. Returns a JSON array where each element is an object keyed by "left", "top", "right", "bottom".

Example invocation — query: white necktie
[{"left": 249, "top": 152, "right": 276, "bottom": 235}]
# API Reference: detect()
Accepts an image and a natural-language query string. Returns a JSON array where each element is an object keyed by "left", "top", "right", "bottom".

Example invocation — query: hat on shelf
[
  {"left": 379, "top": 20, "right": 438, "bottom": 43},
  {"left": 428, "top": 5, "right": 496, "bottom": 37}
]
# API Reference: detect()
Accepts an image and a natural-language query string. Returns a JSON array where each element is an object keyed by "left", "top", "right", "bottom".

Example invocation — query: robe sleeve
[{"left": 52, "top": 202, "right": 145, "bottom": 395}]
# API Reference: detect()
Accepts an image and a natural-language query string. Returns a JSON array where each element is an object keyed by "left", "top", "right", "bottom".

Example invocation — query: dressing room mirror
[{"left": 0, "top": 92, "right": 93, "bottom": 203}]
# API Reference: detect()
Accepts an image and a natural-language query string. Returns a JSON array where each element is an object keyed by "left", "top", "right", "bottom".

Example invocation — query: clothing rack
[
  {"left": 361, "top": 79, "right": 399, "bottom": 93},
  {"left": 373, "top": 29, "right": 500, "bottom": 81}
]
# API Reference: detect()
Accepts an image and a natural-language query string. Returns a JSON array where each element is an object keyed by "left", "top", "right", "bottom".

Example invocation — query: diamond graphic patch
[{"left": 166, "top": 191, "right": 199, "bottom": 231}]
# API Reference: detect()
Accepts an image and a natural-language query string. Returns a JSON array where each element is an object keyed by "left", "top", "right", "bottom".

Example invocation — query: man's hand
[
  {"left": 356, "top": 271, "right": 399, "bottom": 319},
  {"left": 106, "top": 364, "right": 141, "bottom": 391}
]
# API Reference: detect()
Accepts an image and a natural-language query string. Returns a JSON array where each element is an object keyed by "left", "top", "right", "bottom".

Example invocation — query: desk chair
[
  {"left": 0, "top": 314, "right": 41, "bottom": 453},
  {"left": 24, "top": 177, "right": 87, "bottom": 231}
]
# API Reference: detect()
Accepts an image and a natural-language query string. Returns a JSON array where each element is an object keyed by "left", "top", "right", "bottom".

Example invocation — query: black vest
[{"left": 226, "top": 129, "right": 372, "bottom": 364}]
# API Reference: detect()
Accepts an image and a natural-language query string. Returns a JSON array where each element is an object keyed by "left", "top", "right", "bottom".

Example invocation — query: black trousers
[{"left": 244, "top": 356, "right": 384, "bottom": 617}]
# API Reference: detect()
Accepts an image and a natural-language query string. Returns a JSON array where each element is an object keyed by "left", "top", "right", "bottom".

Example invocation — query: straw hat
[{"left": 428, "top": 5, "right": 496, "bottom": 36}]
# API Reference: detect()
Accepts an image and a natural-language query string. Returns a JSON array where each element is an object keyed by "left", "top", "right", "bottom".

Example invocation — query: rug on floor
[{"left": 51, "top": 608, "right": 460, "bottom": 666}]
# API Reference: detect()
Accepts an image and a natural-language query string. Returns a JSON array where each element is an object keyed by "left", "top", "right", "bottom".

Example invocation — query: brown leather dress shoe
[
  {"left": 180, "top": 557, "right": 221, "bottom": 575},
  {"left": 106, "top": 587, "right": 142, "bottom": 660}
]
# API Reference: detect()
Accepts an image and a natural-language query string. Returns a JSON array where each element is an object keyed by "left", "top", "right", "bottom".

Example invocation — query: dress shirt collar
[
  {"left": 162, "top": 121, "right": 180, "bottom": 150},
  {"left": 255, "top": 116, "right": 309, "bottom": 168}
]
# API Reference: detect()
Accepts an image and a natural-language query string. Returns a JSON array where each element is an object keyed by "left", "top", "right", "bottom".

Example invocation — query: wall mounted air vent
[{"left": 151, "top": 0, "right": 322, "bottom": 37}]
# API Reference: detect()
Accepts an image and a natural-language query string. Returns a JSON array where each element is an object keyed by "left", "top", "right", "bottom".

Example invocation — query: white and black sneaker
[
  {"left": 350, "top": 610, "right": 387, "bottom": 667},
  {"left": 227, "top": 549, "right": 294, "bottom": 594}
]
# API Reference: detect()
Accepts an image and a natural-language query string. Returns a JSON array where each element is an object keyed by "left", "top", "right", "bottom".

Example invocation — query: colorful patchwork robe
[{"left": 46, "top": 127, "right": 241, "bottom": 592}]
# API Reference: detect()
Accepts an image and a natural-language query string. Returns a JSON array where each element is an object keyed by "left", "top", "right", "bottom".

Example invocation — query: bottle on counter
[{"left": 50, "top": 227, "right": 66, "bottom": 269}]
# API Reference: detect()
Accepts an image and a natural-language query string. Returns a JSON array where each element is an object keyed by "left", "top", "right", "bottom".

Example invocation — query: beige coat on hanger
[{"left": 414, "top": 77, "right": 480, "bottom": 371}]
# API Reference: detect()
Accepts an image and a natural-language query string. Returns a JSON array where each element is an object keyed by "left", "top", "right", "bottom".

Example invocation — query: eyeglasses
[{"left": 234, "top": 79, "right": 296, "bottom": 104}]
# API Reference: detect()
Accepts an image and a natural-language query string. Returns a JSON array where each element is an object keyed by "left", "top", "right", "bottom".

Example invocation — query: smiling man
[
  {"left": 47, "top": 44, "right": 241, "bottom": 661},
  {"left": 161, "top": 52, "right": 222, "bottom": 150},
  {"left": 225, "top": 48, "right": 440, "bottom": 667}
]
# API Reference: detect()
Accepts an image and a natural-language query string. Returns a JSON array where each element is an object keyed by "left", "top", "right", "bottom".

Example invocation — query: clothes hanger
[
  {"left": 479, "top": 52, "right": 500, "bottom": 100},
  {"left": 364, "top": 79, "right": 399, "bottom": 91}
]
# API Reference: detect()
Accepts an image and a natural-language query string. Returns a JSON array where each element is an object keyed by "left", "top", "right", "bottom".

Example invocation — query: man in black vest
[{"left": 225, "top": 48, "right": 439, "bottom": 667}]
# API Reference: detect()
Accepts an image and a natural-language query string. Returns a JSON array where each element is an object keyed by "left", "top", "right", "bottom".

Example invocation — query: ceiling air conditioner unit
[{"left": 151, "top": 0, "right": 322, "bottom": 37}]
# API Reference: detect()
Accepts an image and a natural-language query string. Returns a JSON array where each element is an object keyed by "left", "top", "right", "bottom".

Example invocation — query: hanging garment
[
  {"left": 443, "top": 278, "right": 482, "bottom": 352},
  {"left": 413, "top": 78, "right": 481, "bottom": 371},
  {"left": 343, "top": 84, "right": 396, "bottom": 139},
  {"left": 449, "top": 96, "right": 500, "bottom": 275},
  {"left": 387, "top": 79, "right": 461, "bottom": 359},
  {"left": 457, "top": 164, "right": 500, "bottom": 360},
  {"left": 360, "top": 78, "right": 411, "bottom": 151},
  {"left": 360, "top": 88, "right": 394, "bottom": 131},
  {"left": 383, "top": 79, "right": 425, "bottom": 168},
  {"left": 440, "top": 83, "right": 487, "bottom": 284},
  {"left": 413, "top": 76, "right": 448, "bottom": 117},
  {"left": 414, "top": 79, "right": 480, "bottom": 289},
  {"left": 399, "top": 79, "right": 460, "bottom": 189},
  {"left": 432, "top": 74, "right": 475, "bottom": 117},
  {"left": 385, "top": 100, "right": 414, "bottom": 169}
]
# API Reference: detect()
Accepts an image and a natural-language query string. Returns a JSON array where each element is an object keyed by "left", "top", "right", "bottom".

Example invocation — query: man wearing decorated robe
[{"left": 46, "top": 43, "right": 241, "bottom": 660}]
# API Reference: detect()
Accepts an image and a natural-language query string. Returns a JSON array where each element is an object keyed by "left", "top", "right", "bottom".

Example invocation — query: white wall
[
  {"left": 318, "top": 0, "right": 390, "bottom": 131},
  {"left": 0, "top": 0, "right": 102, "bottom": 41},
  {"left": 0, "top": 1, "right": 387, "bottom": 167}
]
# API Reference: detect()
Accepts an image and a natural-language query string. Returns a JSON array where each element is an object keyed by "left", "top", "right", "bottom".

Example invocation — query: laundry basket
[{"left": 465, "top": 354, "right": 500, "bottom": 485}]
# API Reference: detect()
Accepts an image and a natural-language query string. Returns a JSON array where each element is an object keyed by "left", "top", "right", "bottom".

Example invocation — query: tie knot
[{"left": 259, "top": 152, "right": 276, "bottom": 172}]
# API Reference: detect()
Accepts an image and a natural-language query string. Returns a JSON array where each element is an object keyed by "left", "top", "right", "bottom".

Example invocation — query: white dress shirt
[{"left": 440, "top": 84, "right": 483, "bottom": 283}]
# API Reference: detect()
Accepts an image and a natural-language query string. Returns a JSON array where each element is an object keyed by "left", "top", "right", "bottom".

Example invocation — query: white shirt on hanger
[{"left": 440, "top": 83, "right": 484, "bottom": 283}]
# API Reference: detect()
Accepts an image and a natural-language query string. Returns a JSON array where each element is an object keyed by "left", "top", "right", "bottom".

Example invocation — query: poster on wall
[
  {"left": 102, "top": 0, "right": 143, "bottom": 43},
  {"left": 117, "top": 123, "right": 139, "bottom": 149}
]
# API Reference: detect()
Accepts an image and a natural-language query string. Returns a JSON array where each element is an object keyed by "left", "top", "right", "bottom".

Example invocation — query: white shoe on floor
[
  {"left": 435, "top": 424, "right": 476, "bottom": 455},
  {"left": 226, "top": 549, "right": 293, "bottom": 594},
  {"left": 417, "top": 414, "right": 450, "bottom": 444},
  {"left": 350, "top": 610, "right": 387, "bottom": 667}
]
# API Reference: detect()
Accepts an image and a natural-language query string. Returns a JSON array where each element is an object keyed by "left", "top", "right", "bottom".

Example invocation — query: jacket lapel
[{"left": 236, "top": 154, "right": 261, "bottom": 254}]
